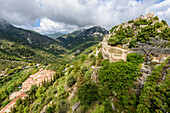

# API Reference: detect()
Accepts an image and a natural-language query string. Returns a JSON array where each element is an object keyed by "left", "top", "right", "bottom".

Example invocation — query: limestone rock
[
  {"left": 91, "top": 68, "right": 99, "bottom": 84},
  {"left": 72, "top": 101, "right": 81, "bottom": 113},
  {"left": 144, "top": 13, "right": 154, "bottom": 19},
  {"left": 159, "top": 57, "right": 167, "bottom": 63},
  {"left": 141, "top": 64, "right": 152, "bottom": 74}
]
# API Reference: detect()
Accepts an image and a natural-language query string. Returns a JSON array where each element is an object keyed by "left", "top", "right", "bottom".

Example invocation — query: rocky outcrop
[
  {"left": 144, "top": 13, "right": 155, "bottom": 19},
  {"left": 135, "top": 64, "right": 152, "bottom": 89},
  {"left": 67, "top": 85, "right": 77, "bottom": 101},
  {"left": 72, "top": 101, "right": 81, "bottom": 113},
  {"left": 91, "top": 68, "right": 100, "bottom": 84}
]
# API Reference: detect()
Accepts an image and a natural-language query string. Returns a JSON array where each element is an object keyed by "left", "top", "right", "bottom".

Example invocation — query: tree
[
  {"left": 127, "top": 52, "right": 144, "bottom": 65},
  {"left": 24, "top": 106, "right": 29, "bottom": 113},
  {"left": 108, "top": 36, "right": 119, "bottom": 45},
  {"left": 132, "top": 39, "right": 170, "bottom": 64},
  {"left": 66, "top": 75, "right": 76, "bottom": 87},
  {"left": 78, "top": 81, "right": 98, "bottom": 105},
  {"left": 35, "top": 86, "right": 46, "bottom": 98}
]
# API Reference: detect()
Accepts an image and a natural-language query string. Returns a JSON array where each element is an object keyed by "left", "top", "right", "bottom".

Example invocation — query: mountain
[
  {"left": 0, "top": 19, "right": 60, "bottom": 48},
  {"left": 0, "top": 19, "right": 66, "bottom": 63},
  {"left": 46, "top": 32, "right": 64, "bottom": 39},
  {"left": 56, "top": 26, "right": 108, "bottom": 53},
  {"left": 1, "top": 13, "right": 170, "bottom": 113}
]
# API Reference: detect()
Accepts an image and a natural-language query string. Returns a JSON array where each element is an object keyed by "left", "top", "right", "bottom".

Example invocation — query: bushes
[
  {"left": 98, "top": 61, "right": 140, "bottom": 109},
  {"left": 108, "top": 36, "right": 119, "bottom": 46},
  {"left": 56, "top": 100, "right": 68, "bottom": 113},
  {"left": 66, "top": 75, "right": 76, "bottom": 87},
  {"left": 78, "top": 81, "right": 98, "bottom": 105},
  {"left": 134, "top": 21, "right": 141, "bottom": 26},
  {"left": 154, "top": 22, "right": 163, "bottom": 28},
  {"left": 129, "top": 39, "right": 136, "bottom": 48},
  {"left": 161, "top": 20, "right": 168, "bottom": 25},
  {"left": 134, "top": 19, "right": 148, "bottom": 26},
  {"left": 137, "top": 58, "right": 170, "bottom": 112},
  {"left": 81, "top": 55, "right": 86, "bottom": 62},
  {"left": 153, "top": 16, "right": 159, "bottom": 20},
  {"left": 99, "top": 61, "right": 140, "bottom": 91},
  {"left": 121, "top": 38, "right": 128, "bottom": 44},
  {"left": 127, "top": 52, "right": 144, "bottom": 65},
  {"left": 136, "top": 25, "right": 158, "bottom": 42},
  {"left": 128, "top": 20, "right": 134, "bottom": 23},
  {"left": 109, "top": 25, "right": 119, "bottom": 33},
  {"left": 98, "top": 52, "right": 103, "bottom": 59},
  {"left": 7, "top": 66, "right": 22, "bottom": 75}
]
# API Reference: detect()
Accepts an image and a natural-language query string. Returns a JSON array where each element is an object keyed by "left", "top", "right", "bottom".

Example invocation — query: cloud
[
  {"left": 0, "top": 0, "right": 42, "bottom": 25},
  {"left": 146, "top": 0, "right": 170, "bottom": 24},
  {"left": 33, "top": 18, "right": 78, "bottom": 34},
  {"left": 0, "top": 0, "right": 170, "bottom": 34}
]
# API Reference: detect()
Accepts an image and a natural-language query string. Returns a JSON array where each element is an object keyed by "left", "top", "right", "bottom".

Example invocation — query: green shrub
[
  {"left": 92, "top": 57, "right": 96, "bottom": 65},
  {"left": 134, "top": 19, "right": 148, "bottom": 26},
  {"left": 98, "top": 52, "right": 103, "bottom": 59},
  {"left": 128, "top": 20, "right": 134, "bottom": 23},
  {"left": 129, "top": 39, "right": 136, "bottom": 48},
  {"left": 101, "top": 59, "right": 109, "bottom": 66},
  {"left": 161, "top": 20, "right": 168, "bottom": 25},
  {"left": 58, "top": 91, "right": 68, "bottom": 100},
  {"left": 154, "top": 22, "right": 163, "bottom": 28},
  {"left": 153, "top": 16, "right": 159, "bottom": 20},
  {"left": 139, "top": 19, "right": 148, "bottom": 25},
  {"left": 7, "top": 66, "right": 22, "bottom": 75},
  {"left": 57, "top": 100, "right": 68, "bottom": 113},
  {"left": 148, "top": 20, "right": 153, "bottom": 25},
  {"left": 108, "top": 36, "right": 119, "bottom": 46},
  {"left": 97, "top": 44, "right": 102, "bottom": 50},
  {"left": 35, "top": 86, "right": 46, "bottom": 98},
  {"left": 2, "top": 100, "right": 10, "bottom": 108},
  {"left": 127, "top": 52, "right": 144, "bottom": 65},
  {"left": 78, "top": 81, "right": 98, "bottom": 105},
  {"left": 121, "top": 38, "right": 128, "bottom": 44},
  {"left": 110, "top": 25, "right": 119, "bottom": 33},
  {"left": 66, "top": 75, "right": 76, "bottom": 87},
  {"left": 99, "top": 61, "right": 140, "bottom": 91},
  {"left": 134, "top": 21, "right": 140, "bottom": 26},
  {"left": 84, "top": 71, "right": 92, "bottom": 79},
  {"left": 81, "top": 55, "right": 86, "bottom": 62}
]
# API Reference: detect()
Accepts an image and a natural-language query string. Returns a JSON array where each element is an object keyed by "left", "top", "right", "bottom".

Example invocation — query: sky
[{"left": 0, "top": 0, "right": 169, "bottom": 34}]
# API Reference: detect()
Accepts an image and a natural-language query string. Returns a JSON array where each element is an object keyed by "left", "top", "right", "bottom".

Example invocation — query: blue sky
[
  {"left": 34, "top": 19, "right": 40, "bottom": 27},
  {"left": 0, "top": 0, "right": 170, "bottom": 34}
]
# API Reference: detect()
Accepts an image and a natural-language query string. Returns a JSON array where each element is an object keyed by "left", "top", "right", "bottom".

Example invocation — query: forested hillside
[
  {"left": 0, "top": 13, "right": 170, "bottom": 113},
  {"left": 56, "top": 26, "right": 108, "bottom": 53}
]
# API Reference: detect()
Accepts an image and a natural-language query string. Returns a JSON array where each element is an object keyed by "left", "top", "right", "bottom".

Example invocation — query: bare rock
[
  {"left": 72, "top": 101, "right": 81, "bottom": 113},
  {"left": 141, "top": 64, "right": 152, "bottom": 74},
  {"left": 159, "top": 57, "right": 167, "bottom": 63},
  {"left": 91, "top": 68, "right": 99, "bottom": 84},
  {"left": 144, "top": 13, "right": 154, "bottom": 19}
]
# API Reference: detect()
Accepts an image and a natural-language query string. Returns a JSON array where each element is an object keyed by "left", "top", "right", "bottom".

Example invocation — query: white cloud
[
  {"left": 34, "top": 18, "right": 78, "bottom": 34},
  {"left": 146, "top": 0, "right": 170, "bottom": 24},
  {"left": 0, "top": 0, "right": 170, "bottom": 34}
]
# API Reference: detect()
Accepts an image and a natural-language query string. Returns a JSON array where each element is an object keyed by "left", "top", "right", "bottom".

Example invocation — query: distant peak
[
  {"left": 0, "top": 18, "right": 10, "bottom": 25},
  {"left": 0, "top": 18, "right": 11, "bottom": 29}
]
